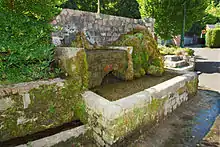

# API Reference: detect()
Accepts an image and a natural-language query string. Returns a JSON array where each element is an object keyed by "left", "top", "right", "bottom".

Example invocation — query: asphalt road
[{"left": 193, "top": 48, "right": 220, "bottom": 92}]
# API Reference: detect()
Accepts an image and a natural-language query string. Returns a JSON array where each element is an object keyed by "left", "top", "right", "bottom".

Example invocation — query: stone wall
[
  {"left": 82, "top": 72, "right": 198, "bottom": 146},
  {"left": 56, "top": 47, "right": 134, "bottom": 88},
  {"left": 51, "top": 9, "right": 154, "bottom": 46},
  {"left": 0, "top": 79, "right": 66, "bottom": 141},
  {"left": 86, "top": 47, "right": 133, "bottom": 88}
]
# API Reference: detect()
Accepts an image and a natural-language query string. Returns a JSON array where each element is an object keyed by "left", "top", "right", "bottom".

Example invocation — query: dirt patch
[{"left": 91, "top": 72, "right": 179, "bottom": 101}]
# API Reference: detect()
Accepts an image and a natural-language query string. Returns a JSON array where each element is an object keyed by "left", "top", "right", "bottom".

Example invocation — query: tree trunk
[
  {"left": 97, "top": 0, "right": 100, "bottom": 13},
  {"left": 9, "top": 0, "right": 15, "bottom": 10}
]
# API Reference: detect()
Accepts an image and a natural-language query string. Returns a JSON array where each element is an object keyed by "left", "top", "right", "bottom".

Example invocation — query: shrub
[
  {"left": 0, "top": 0, "right": 66, "bottom": 84},
  {"left": 159, "top": 46, "right": 194, "bottom": 56},
  {"left": 206, "top": 28, "right": 220, "bottom": 48}
]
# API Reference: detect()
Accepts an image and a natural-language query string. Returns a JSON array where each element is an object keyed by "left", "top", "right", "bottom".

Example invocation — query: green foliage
[
  {"left": 184, "top": 48, "right": 195, "bottom": 56},
  {"left": 136, "top": 0, "right": 209, "bottom": 39},
  {"left": 0, "top": 0, "right": 66, "bottom": 84},
  {"left": 49, "top": 105, "right": 55, "bottom": 113},
  {"left": 112, "top": 29, "right": 164, "bottom": 77},
  {"left": 189, "top": 0, "right": 220, "bottom": 36},
  {"left": 62, "top": 0, "right": 141, "bottom": 18},
  {"left": 206, "top": 28, "right": 220, "bottom": 48},
  {"left": 1, "top": 0, "right": 67, "bottom": 21},
  {"left": 159, "top": 46, "right": 194, "bottom": 56},
  {"left": 206, "top": 1, "right": 220, "bottom": 18},
  {"left": 189, "top": 14, "right": 218, "bottom": 36},
  {"left": 159, "top": 46, "right": 177, "bottom": 55},
  {"left": 216, "top": 23, "right": 220, "bottom": 28}
]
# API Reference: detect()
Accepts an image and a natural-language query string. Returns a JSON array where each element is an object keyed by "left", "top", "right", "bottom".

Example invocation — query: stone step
[
  {"left": 164, "top": 55, "right": 181, "bottom": 61},
  {"left": 164, "top": 60, "right": 187, "bottom": 68}
]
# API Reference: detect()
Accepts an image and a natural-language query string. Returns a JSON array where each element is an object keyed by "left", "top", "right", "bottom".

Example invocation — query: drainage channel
[
  {"left": 0, "top": 120, "right": 83, "bottom": 147},
  {"left": 123, "top": 89, "right": 220, "bottom": 147}
]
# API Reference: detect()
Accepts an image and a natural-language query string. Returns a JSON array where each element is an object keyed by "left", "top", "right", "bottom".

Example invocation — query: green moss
[
  {"left": 140, "top": 68, "right": 146, "bottom": 76},
  {"left": 147, "top": 65, "right": 164, "bottom": 76},
  {"left": 186, "top": 78, "right": 198, "bottom": 96},
  {"left": 111, "top": 29, "right": 164, "bottom": 78},
  {"left": 178, "top": 86, "right": 186, "bottom": 95},
  {"left": 108, "top": 98, "right": 167, "bottom": 140},
  {"left": 71, "top": 32, "right": 91, "bottom": 49}
]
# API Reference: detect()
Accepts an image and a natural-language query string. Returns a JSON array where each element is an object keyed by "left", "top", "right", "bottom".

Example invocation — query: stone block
[
  {"left": 164, "top": 60, "right": 187, "bottom": 68},
  {"left": 164, "top": 55, "right": 181, "bottom": 61},
  {"left": 82, "top": 72, "right": 198, "bottom": 146},
  {"left": 22, "top": 93, "right": 31, "bottom": 109}
]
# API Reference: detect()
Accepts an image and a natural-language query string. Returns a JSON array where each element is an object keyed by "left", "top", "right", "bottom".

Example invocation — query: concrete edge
[
  {"left": 165, "top": 64, "right": 195, "bottom": 74},
  {"left": 16, "top": 125, "right": 88, "bottom": 147}
]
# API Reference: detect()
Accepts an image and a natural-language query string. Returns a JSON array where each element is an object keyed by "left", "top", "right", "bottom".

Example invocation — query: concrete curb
[{"left": 16, "top": 125, "right": 88, "bottom": 147}]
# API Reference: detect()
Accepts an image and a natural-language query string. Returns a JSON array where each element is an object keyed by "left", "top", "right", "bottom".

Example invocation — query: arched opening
[{"left": 101, "top": 71, "right": 122, "bottom": 85}]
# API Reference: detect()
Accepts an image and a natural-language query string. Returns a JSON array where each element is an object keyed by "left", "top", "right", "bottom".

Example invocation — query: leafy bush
[
  {"left": 159, "top": 46, "right": 194, "bottom": 56},
  {"left": 0, "top": 0, "right": 66, "bottom": 84},
  {"left": 1, "top": 0, "right": 66, "bottom": 21},
  {"left": 206, "top": 28, "right": 220, "bottom": 48}
]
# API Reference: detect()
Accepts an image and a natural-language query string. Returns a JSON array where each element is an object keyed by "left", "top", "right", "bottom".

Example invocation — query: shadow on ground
[
  {"left": 195, "top": 62, "right": 220, "bottom": 73},
  {"left": 195, "top": 55, "right": 208, "bottom": 61}
]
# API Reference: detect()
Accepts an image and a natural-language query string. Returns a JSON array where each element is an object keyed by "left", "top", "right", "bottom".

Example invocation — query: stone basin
[{"left": 82, "top": 72, "right": 198, "bottom": 146}]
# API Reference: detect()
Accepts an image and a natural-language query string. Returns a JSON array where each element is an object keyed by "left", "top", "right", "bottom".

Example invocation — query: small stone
[
  {"left": 22, "top": 93, "right": 31, "bottom": 109},
  {"left": 164, "top": 55, "right": 181, "bottom": 61}
]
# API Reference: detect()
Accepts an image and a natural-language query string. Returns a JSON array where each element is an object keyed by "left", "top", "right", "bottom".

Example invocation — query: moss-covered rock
[
  {"left": 0, "top": 48, "right": 89, "bottom": 142},
  {"left": 69, "top": 28, "right": 164, "bottom": 79},
  {"left": 0, "top": 80, "right": 87, "bottom": 141},
  {"left": 111, "top": 29, "right": 164, "bottom": 77}
]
